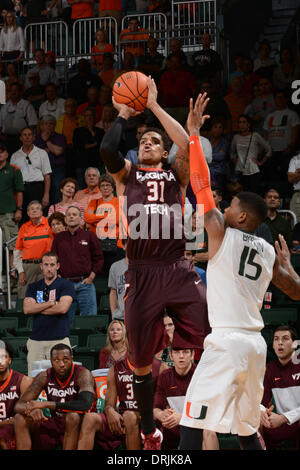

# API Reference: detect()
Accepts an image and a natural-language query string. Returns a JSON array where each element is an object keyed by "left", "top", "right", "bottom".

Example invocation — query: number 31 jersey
[{"left": 206, "top": 227, "right": 275, "bottom": 330}]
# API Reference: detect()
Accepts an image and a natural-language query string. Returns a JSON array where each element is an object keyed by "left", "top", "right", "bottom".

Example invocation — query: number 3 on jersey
[
  {"left": 147, "top": 181, "right": 165, "bottom": 202},
  {"left": 238, "top": 246, "right": 262, "bottom": 281}
]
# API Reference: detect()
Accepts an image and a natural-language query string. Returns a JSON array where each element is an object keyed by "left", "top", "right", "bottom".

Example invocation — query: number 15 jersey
[{"left": 206, "top": 227, "right": 275, "bottom": 331}]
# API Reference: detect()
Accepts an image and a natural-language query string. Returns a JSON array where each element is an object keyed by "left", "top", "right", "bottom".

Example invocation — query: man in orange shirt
[
  {"left": 13, "top": 201, "right": 53, "bottom": 299},
  {"left": 224, "top": 76, "right": 251, "bottom": 133},
  {"left": 120, "top": 17, "right": 149, "bottom": 60}
]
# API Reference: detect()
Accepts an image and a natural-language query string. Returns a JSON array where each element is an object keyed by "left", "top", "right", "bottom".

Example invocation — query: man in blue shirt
[{"left": 23, "top": 251, "right": 75, "bottom": 376}]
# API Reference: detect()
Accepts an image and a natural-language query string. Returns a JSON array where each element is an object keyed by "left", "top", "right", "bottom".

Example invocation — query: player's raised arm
[
  {"left": 187, "top": 94, "right": 226, "bottom": 258},
  {"left": 272, "top": 234, "right": 300, "bottom": 300}
]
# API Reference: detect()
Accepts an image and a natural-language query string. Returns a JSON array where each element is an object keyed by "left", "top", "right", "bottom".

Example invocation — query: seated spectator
[
  {"left": 47, "top": 177, "right": 85, "bottom": 220},
  {"left": 13, "top": 200, "right": 53, "bottom": 299},
  {"left": 187, "top": 210, "right": 208, "bottom": 271},
  {"left": 244, "top": 76, "right": 275, "bottom": 135},
  {"left": 119, "top": 17, "right": 149, "bottom": 60},
  {"left": 98, "top": 319, "right": 128, "bottom": 369},
  {"left": 98, "top": 53, "right": 120, "bottom": 87},
  {"left": 45, "top": 51, "right": 56, "bottom": 69},
  {"left": 67, "top": 58, "right": 103, "bottom": 105},
  {"left": 125, "top": 122, "right": 148, "bottom": 164},
  {"left": 112, "top": 51, "right": 136, "bottom": 85},
  {"left": 207, "top": 116, "right": 229, "bottom": 190},
  {"left": 253, "top": 39, "right": 276, "bottom": 80},
  {"left": 91, "top": 28, "right": 114, "bottom": 72},
  {"left": 199, "top": 79, "right": 232, "bottom": 136},
  {"left": 288, "top": 152, "right": 300, "bottom": 223},
  {"left": 25, "top": 49, "right": 59, "bottom": 89},
  {"left": 224, "top": 75, "right": 251, "bottom": 133},
  {"left": 227, "top": 52, "right": 244, "bottom": 85},
  {"left": 153, "top": 344, "right": 219, "bottom": 450},
  {"left": 139, "top": 36, "right": 164, "bottom": 84},
  {"left": 154, "top": 313, "right": 174, "bottom": 369},
  {"left": 230, "top": 114, "right": 272, "bottom": 194},
  {"left": 98, "top": 83, "right": 113, "bottom": 112},
  {"left": 163, "top": 37, "right": 189, "bottom": 71},
  {"left": 0, "top": 341, "right": 32, "bottom": 450},
  {"left": 96, "top": 105, "right": 116, "bottom": 132},
  {"left": 0, "top": 10, "right": 25, "bottom": 64},
  {"left": 23, "top": 71, "right": 46, "bottom": 113},
  {"left": 240, "top": 57, "right": 260, "bottom": 99},
  {"left": 191, "top": 32, "right": 223, "bottom": 87},
  {"left": 73, "top": 167, "right": 102, "bottom": 212},
  {"left": 73, "top": 107, "right": 105, "bottom": 188},
  {"left": 39, "top": 83, "right": 65, "bottom": 120},
  {"left": 48, "top": 210, "right": 66, "bottom": 235},
  {"left": 260, "top": 326, "right": 300, "bottom": 450},
  {"left": 3, "top": 61, "right": 24, "bottom": 100},
  {"left": 264, "top": 188, "right": 293, "bottom": 249},
  {"left": 273, "top": 47, "right": 300, "bottom": 91},
  {"left": 35, "top": 114, "right": 67, "bottom": 204},
  {"left": 84, "top": 174, "right": 124, "bottom": 275},
  {"left": 108, "top": 241, "right": 128, "bottom": 321},
  {"left": 158, "top": 53, "right": 196, "bottom": 124},
  {"left": 76, "top": 86, "right": 103, "bottom": 124}
]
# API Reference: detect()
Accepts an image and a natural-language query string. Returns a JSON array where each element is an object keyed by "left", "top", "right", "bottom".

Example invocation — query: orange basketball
[{"left": 113, "top": 71, "right": 149, "bottom": 112}]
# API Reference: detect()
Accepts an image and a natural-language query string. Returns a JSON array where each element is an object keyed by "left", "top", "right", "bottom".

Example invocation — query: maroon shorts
[
  {"left": 124, "top": 258, "right": 210, "bottom": 368},
  {"left": 0, "top": 423, "right": 16, "bottom": 450},
  {"left": 263, "top": 422, "right": 300, "bottom": 450},
  {"left": 94, "top": 413, "right": 123, "bottom": 450},
  {"left": 32, "top": 416, "right": 65, "bottom": 450}
]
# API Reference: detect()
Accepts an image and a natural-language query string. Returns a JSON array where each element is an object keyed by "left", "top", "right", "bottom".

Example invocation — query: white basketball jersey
[{"left": 206, "top": 227, "right": 276, "bottom": 330}]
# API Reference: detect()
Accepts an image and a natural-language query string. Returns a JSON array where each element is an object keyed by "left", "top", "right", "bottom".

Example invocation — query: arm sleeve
[
  {"left": 100, "top": 117, "right": 127, "bottom": 173},
  {"left": 55, "top": 391, "right": 95, "bottom": 413}
]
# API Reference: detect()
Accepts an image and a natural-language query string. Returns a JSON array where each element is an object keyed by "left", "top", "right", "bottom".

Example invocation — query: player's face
[
  {"left": 224, "top": 197, "right": 244, "bottom": 228},
  {"left": 273, "top": 331, "right": 295, "bottom": 362},
  {"left": 138, "top": 131, "right": 167, "bottom": 166},
  {"left": 51, "top": 349, "right": 73, "bottom": 379},
  {"left": 109, "top": 323, "right": 124, "bottom": 343},
  {"left": 163, "top": 316, "right": 175, "bottom": 340},
  {"left": 171, "top": 349, "right": 194, "bottom": 372},
  {"left": 41, "top": 255, "right": 59, "bottom": 281},
  {"left": 0, "top": 349, "right": 11, "bottom": 374}
]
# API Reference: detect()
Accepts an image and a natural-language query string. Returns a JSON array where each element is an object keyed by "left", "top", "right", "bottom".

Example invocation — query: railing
[
  {"left": 121, "top": 13, "right": 168, "bottom": 55},
  {"left": 4, "top": 235, "right": 17, "bottom": 310},
  {"left": 72, "top": 16, "right": 118, "bottom": 55},
  {"left": 24, "top": 21, "right": 69, "bottom": 58}
]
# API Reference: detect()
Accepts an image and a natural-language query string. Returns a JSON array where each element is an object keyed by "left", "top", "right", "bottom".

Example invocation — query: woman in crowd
[
  {"left": 47, "top": 177, "right": 85, "bottom": 220},
  {"left": 208, "top": 116, "right": 229, "bottom": 190},
  {"left": 3, "top": 61, "right": 24, "bottom": 99},
  {"left": 273, "top": 47, "right": 300, "bottom": 91},
  {"left": 0, "top": 11, "right": 25, "bottom": 65},
  {"left": 48, "top": 211, "right": 66, "bottom": 235},
  {"left": 91, "top": 28, "right": 114, "bottom": 72},
  {"left": 98, "top": 319, "right": 128, "bottom": 369}
]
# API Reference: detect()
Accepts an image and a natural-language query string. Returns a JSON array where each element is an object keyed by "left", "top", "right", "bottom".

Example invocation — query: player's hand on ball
[
  {"left": 186, "top": 93, "right": 210, "bottom": 135},
  {"left": 146, "top": 76, "right": 158, "bottom": 110},
  {"left": 112, "top": 96, "right": 141, "bottom": 119}
]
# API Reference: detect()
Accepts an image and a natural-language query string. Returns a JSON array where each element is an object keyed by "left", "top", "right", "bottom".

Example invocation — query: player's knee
[
  {"left": 65, "top": 412, "right": 81, "bottom": 429},
  {"left": 81, "top": 412, "right": 103, "bottom": 433},
  {"left": 123, "top": 411, "right": 139, "bottom": 431}
]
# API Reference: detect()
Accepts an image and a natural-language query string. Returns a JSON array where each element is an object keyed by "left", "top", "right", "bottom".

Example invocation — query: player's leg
[
  {"left": 77, "top": 413, "right": 104, "bottom": 450},
  {"left": 179, "top": 426, "right": 203, "bottom": 450},
  {"left": 0, "top": 424, "right": 16, "bottom": 450},
  {"left": 14, "top": 414, "right": 33, "bottom": 449},
  {"left": 203, "top": 430, "right": 220, "bottom": 450},
  {"left": 122, "top": 410, "right": 141, "bottom": 450},
  {"left": 239, "top": 434, "right": 263, "bottom": 450},
  {"left": 63, "top": 412, "right": 82, "bottom": 450}
]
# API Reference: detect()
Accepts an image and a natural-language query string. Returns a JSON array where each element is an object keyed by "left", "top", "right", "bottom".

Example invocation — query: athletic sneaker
[{"left": 141, "top": 428, "right": 163, "bottom": 450}]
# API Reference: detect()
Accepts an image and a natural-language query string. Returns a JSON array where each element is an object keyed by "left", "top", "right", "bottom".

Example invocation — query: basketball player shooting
[
  {"left": 179, "top": 93, "right": 300, "bottom": 450},
  {"left": 100, "top": 77, "right": 210, "bottom": 450}
]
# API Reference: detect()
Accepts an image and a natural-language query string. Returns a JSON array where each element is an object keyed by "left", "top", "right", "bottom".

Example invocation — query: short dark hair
[
  {"left": 59, "top": 177, "right": 78, "bottom": 192},
  {"left": 0, "top": 142, "right": 8, "bottom": 152},
  {"left": 99, "top": 174, "right": 116, "bottom": 190},
  {"left": 139, "top": 127, "right": 171, "bottom": 152},
  {"left": 0, "top": 340, "right": 15, "bottom": 360},
  {"left": 50, "top": 343, "right": 73, "bottom": 357},
  {"left": 236, "top": 191, "right": 268, "bottom": 226},
  {"left": 48, "top": 211, "right": 66, "bottom": 228},
  {"left": 211, "top": 184, "right": 222, "bottom": 197},
  {"left": 274, "top": 325, "right": 298, "bottom": 342},
  {"left": 41, "top": 251, "right": 59, "bottom": 262}
]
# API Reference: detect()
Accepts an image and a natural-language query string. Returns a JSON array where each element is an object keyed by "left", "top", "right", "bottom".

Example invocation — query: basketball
[{"left": 113, "top": 71, "right": 149, "bottom": 112}]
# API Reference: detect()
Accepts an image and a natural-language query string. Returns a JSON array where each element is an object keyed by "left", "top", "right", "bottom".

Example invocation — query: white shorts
[{"left": 180, "top": 328, "right": 266, "bottom": 436}]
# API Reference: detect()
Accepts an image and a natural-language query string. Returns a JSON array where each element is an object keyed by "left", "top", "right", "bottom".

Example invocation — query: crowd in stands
[{"left": 0, "top": 3, "right": 300, "bottom": 451}]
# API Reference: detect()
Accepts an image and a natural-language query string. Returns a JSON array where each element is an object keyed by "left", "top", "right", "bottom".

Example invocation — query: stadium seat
[
  {"left": 69, "top": 335, "right": 79, "bottom": 349},
  {"left": 73, "top": 355, "right": 95, "bottom": 371},
  {"left": 5, "top": 336, "right": 28, "bottom": 358},
  {"left": 72, "top": 315, "right": 110, "bottom": 330},
  {"left": 261, "top": 327, "right": 274, "bottom": 346},
  {"left": 99, "top": 295, "right": 110, "bottom": 314},
  {"left": 6, "top": 298, "right": 24, "bottom": 314},
  {"left": 11, "top": 358, "right": 28, "bottom": 375},
  {"left": 261, "top": 308, "right": 298, "bottom": 326},
  {"left": 86, "top": 333, "right": 107, "bottom": 350},
  {"left": 0, "top": 317, "right": 19, "bottom": 335},
  {"left": 94, "top": 276, "right": 109, "bottom": 295}
]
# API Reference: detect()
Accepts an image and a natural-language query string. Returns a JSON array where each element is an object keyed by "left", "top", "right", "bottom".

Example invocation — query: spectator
[
  {"left": 260, "top": 326, "right": 300, "bottom": 450},
  {"left": 23, "top": 71, "right": 46, "bottom": 113},
  {"left": 253, "top": 39, "right": 276, "bottom": 80},
  {"left": 67, "top": 59, "right": 103, "bottom": 105},
  {"left": 207, "top": 116, "right": 229, "bottom": 190},
  {"left": 244, "top": 76, "right": 275, "bottom": 135},
  {"left": 273, "top": 47, "right": 300, "bottom": 92},
  {"left": 125, "top": 122, "right": 148, "bottom": 164},
  {"left": 98, "top": 319, "right": 128, "bottom": 369},
  {"left": 288, "top": 152, "right": 300, "bottom": 223},
  {"left": 25, "top": 49, "right": 59, "bottom": 89},
  {"left": 91, "top": 28, "right": 114, "bottom": 72},
  {"left": 68, "top": 0, "right": 94, "bottom": 20},
  {"left": 163, "top": 37, "right": 189, "bottom": 71},
  {"left": 0, "top": 10, "right": 25, "bottom": 64},
  {"left": 45, "top": 51, "right": 56, "bottom": 69},
  {"left": 0, "top": 142, "right": 23, "bottom": 274},
  {"left": 108, "top": 240, "right": 128, "bottom": 321},
  {"left": 3, "top": 61, "right": 24, "bottom": 100},
  {"left": 98, "top": 53, "right": 120, "bottom": 87},
  {"left": 51, "top": 205, "right": 104, "bottom": 324},
  {"left": 119, "top": 17, "right": 149, "bottom": 60},
  {"left": 0, "top": 82, "right": 38, "bottom": 156},
  {"left": 228, "top": 52, "right": 244, "bottom": 84},
  {"left": 224, "top": 75, "right": 251, "bottom": 133},
  {"left": 263, "top": 89, "right": 300, "bottom": 182},
  {"left": 264, "top": 188, "right": 293, "bottom": 249},
  {"left": 184, "top": 248, "right": 207, "bottom": 287},
  {"left": 154, "top": 313, "right": 174, "bottom": 369},
  {"left": 96, "top": 104, "right": 117, "bottom": 134},
  {"left": 112, "top": 51, "right": 136, "bottom": 85},
  {"left": 76, "top": 86, "right": 103, "bottom": 124},
  {"left": 158, "top": 53, "right": 196, "bottom": 125},
  {"left": 12, "top": 0, "right": 26, "bottom": 27},
  {"left": 13, "top": 200, "right": 53, "bottom": 299},
  {"left": 191, "top": 32, "right": 223, "bottom": 87},
  {"left": 57, "top": 0, "right": 72, "bottom": 25},
  {"left": 48, "top": 211, "right": 66, "bottom": 234},
  {"left": 39, "top": 83, "right": 65, "bottom": 121},
  {"left": 73, "top": 167, "right": 102, "bottom": 212},
  {"left": 22, "top": 251, "right": 75, "bottom": 375},
  {"left": 11, "top": 127, "right": 51, "bottom": 220},
  {"left": 35, "top": 114, "right": 67, "bottom": 204},
  {"left": 230, "top": 114, "right": 272, "bottom": 194},
  {"left": 98, "top": 0, "right": 122, "bottom": 26},
  {"left": 0, "top": 341, "right": 32, "bottom": 450},
  {"left": 14, "top": 343, "right": 95, "bottom": 449},
  {"left": 84, "top": 174, "right": 124, "bottom": 275},
  {"left": 199, "top": 79, "right": 232, "bottom": 135},
  {"left": 239, "top": 57, "right": 260, "bottom": 99},
  {"left": 47, "top": 177, "right": 85, "bottom": 220},
  {"left": 139, "top": 36, "right": 164, "bottom": 84},
  {"left": 73, "top": 107, "right": 105, "bottom": 188}
]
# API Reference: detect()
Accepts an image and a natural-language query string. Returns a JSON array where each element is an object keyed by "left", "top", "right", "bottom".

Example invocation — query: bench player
[
  {"left": 100, "top": 77, "right": 210, "bottom": 449},
  {"left": 179, "top": 93, "right": 300, "bottom": 450}
]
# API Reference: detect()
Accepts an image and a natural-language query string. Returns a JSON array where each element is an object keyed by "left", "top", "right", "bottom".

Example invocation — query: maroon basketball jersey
[
  {"left": 0, "top": 370, "right": 24, "bottom": 421},
  {"left": 45, "top": 364, "right": 86, "bottom": 417},
  {"left": 122, "top": 166, "right": 186, "bottom": 262},
  {"left": 114, "top": 357, "right": 138, "bottom": 415}
]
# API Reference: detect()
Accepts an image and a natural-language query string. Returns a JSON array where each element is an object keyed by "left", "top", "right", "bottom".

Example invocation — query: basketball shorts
[
  {"left": 94, "top": 413, "right": 123, "bottom": 450},
  {"left": 180, "top": 328, "right": 267, "bottom": 436},
  {"left": 124, "top": 258, "right": 210, "bottom": 368},
  {"left": 32, "top": 416, "right": 65, "bottom": 450},
  {"left": 0, "top": 423, "right": 16, "bottom": 449}
]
